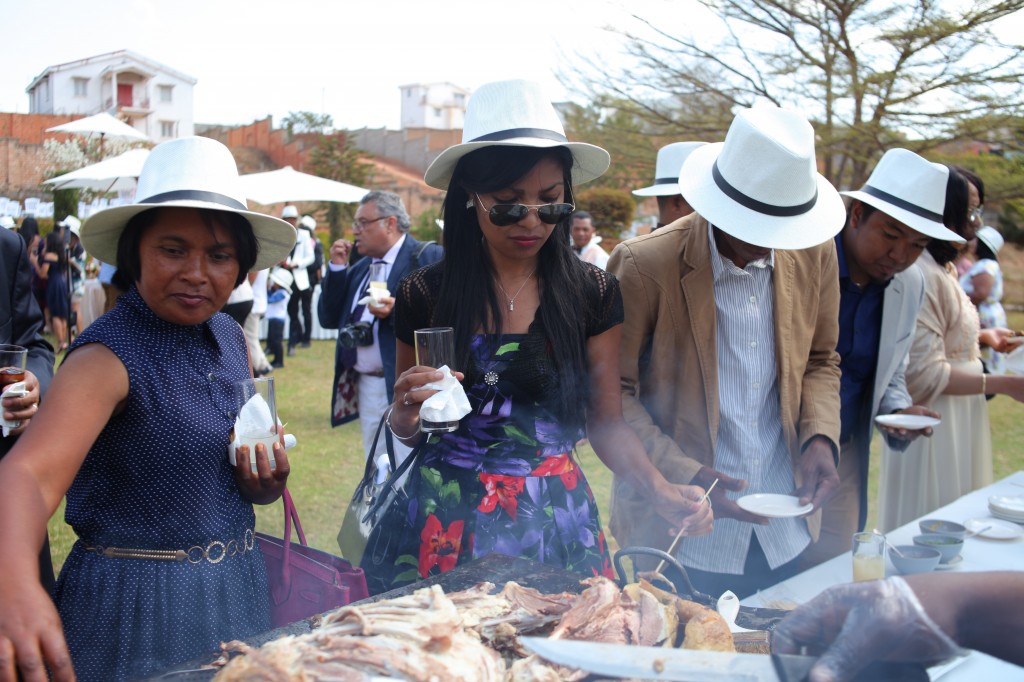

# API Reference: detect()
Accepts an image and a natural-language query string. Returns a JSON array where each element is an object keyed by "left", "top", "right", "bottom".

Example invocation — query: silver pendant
[{"left": 484, "top": 371, "right": 499, "bottom": 386}]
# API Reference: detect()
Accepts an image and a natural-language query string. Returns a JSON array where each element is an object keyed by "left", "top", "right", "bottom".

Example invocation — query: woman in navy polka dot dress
[{"left": 0, "top": 137, "right": 298, "bottom": 682}]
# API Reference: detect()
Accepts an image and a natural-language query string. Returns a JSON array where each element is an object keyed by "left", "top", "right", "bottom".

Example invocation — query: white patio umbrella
[
  {"left": 43, "top": 148, "right": 150, "bottom": 193},
  {"left": 47, "top": 112, "right": 150, "bottom": 142},
  {"left": 239, "top": 166, "right": 367, "bottom": 205}
]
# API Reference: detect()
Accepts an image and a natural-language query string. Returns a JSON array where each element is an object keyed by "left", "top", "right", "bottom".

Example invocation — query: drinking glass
[
  {"left": 367, "top": 262, "right": 387, "bottom": 308},
  {"left": 414, "top": 327, "right": 458, "bottom": 433},
  {"left": 232, "top": 376, "right": 279, "bottom": 471},
  {"left": 852, "top": 531, "right": 885, "bottom": 582},
  {"left": 0, "top": 345, "right": 28, "bottom": 389}
]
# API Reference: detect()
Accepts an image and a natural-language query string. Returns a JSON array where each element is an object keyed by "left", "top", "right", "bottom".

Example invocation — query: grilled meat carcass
[
  {"left": 213, "top": 585, "right": 504, "bottom": 682},
  {"left": 549, "top": 576, "right": 669, "bottom": 646}
]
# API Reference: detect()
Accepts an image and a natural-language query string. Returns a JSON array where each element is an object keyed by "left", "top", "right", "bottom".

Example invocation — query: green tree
[
  {"left": 565, "top": 0, "right": 1024, "bottom": 189},
  {"left": 281, "top": 111, "right": 333, "bottom": 137},
  {"left": 577, "top": 187, "right": 636, "bottom": 235},
  {"left": 307, "top": 133, "right": 371, "bottom": 242}
]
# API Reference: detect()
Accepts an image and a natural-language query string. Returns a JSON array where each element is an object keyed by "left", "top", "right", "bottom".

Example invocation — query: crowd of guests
[{"left": 0, "top": 78, "right": 1020, "bottom": 681}]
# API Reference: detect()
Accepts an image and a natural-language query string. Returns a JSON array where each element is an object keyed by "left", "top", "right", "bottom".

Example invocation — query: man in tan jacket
[{"left": 609, "top": 105, "right": 845, "bottom": 598}]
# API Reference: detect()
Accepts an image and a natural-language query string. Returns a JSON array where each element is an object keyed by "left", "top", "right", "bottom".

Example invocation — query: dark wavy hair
[
  {"left": 112, "top": 207, "right": 258, "bottom": 290},
  {"left": 432, "top": 145, "right": 596, "bottom": 425},
  {"left": 927, "top": 166, "right": 970, "bottom": 266}
]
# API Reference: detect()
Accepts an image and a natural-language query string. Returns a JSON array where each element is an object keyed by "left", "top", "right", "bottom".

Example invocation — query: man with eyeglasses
[{"left": 318, "top": 191, "right": 443, "bottom": 466}]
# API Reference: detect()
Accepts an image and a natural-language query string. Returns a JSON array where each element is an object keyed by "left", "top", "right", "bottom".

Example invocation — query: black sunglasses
[{"left": 474, "top": 193, "right": 575, "bottom": 227}]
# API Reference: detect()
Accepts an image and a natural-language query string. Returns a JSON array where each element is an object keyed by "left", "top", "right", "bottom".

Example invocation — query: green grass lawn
[{"left": 44, "top": 320, "right": 1024, "bottom": 574}]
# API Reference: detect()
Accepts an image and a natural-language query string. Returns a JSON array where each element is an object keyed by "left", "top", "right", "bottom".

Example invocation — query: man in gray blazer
[{"left": 804, "top": 149, "right": 966, "bottom": 566}]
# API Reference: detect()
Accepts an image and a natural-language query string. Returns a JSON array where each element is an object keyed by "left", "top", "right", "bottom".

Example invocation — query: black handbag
[{"left": 337, "top": 411, "right": 422, "bottom": 587}]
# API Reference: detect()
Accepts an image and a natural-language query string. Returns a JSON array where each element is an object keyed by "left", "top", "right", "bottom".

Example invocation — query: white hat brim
[
  {"left": 81, "top": 200, "right": 297, "bottom": 271},
  {"left": 679, "top": 142, "right": 846, "bottom": 250},
  {"left": 424, "top": 138, "right": 610, "bottom": 190},
  {"left": 840, "top": 189, "right": 964, "bottom": 243},
  {"left": 633, "top": 183, "right": 682, "bottom": 197}
]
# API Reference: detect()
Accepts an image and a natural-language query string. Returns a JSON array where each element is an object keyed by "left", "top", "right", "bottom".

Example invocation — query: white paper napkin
[
  {"left": 358, "top": 286, "right": 391, "bottom": 309},
  {"left": 419, "top": 366, "right": 472, "bottom": 424},
  {"left": 1, "top": 381, "right": 28, "bottom": 437},
  {"left": 228, "top": 393, "right": 295, "bottom": 471}
]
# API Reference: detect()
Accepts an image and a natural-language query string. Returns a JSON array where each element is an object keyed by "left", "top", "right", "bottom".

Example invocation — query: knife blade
[{"left": 520, "top": 637, "right": 813, "bottom": 681}]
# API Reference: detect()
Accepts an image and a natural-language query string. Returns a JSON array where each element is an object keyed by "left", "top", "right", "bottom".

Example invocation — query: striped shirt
[{"left": 678, "top": 224, "right": 810, "bottom": 574}]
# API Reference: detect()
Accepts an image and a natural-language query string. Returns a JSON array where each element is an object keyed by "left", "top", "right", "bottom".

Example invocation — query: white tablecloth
[
  {"left": 77, "top": 279, "right": 106, "bottom": 333},
  {"left": 744, "top": 471, "right": 1024, "bottom": 680},
  {"left": 259, "top": 284, "right": 338, "bottom": 341}
]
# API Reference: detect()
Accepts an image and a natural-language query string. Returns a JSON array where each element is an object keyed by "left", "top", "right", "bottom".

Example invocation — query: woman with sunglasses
[{"left": 371, "top": 80, "right": 712, "bottom": 594}]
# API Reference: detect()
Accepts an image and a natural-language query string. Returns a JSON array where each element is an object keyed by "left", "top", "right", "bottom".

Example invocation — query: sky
[
  {"left": 1, "top": 0, "right": 698, "bottom": 130},
  {"left": 5, "top": 1, "right": 1022, "bottom": 132}
]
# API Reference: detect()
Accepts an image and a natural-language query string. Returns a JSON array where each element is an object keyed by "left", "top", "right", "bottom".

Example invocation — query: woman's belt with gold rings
[{"left": 82, "top": 528, "right": 255, "bottom": 564}]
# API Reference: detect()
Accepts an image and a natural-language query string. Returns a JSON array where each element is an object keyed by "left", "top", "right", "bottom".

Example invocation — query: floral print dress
[{"left": 372, "top": 263, "right": 621, "bottom": 594}]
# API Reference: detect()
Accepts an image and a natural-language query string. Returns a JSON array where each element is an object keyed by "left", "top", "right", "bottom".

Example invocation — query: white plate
[
  {"left": 736, "top": 494, "right": 814, "bottom": 518},
  {"left": 965, "top": 517, "right": 1024, "bottom": 540},
  {"left": 989, "top": 495, "right": 1024, "bottom": 513},
  {"left": 988, "top": 507, "right": 1024, "bottom": 524},
  {"left": 874, "top": 414, "right": 941, "bottom": 430}
]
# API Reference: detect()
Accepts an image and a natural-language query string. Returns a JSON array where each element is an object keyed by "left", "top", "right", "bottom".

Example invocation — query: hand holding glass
[
  {"left": 414, "top": 327, "right": 458, "bottom": 433},
  {"left": 852, "top": 531, "right": 885, "bottom": 582},
  {"left": 232, "top": 376, "right": 279, "bottom": 472},
  {"left": 367, "top": 262, "right": 387, "bottom": 308}
]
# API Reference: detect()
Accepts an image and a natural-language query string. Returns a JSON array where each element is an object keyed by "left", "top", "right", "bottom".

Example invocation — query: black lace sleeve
[
  {"left": 584, "top": 264, "right": 624, "bottom": 338},
  {"left": 394, "top": 263, "right": 443, "bottom": 345}
]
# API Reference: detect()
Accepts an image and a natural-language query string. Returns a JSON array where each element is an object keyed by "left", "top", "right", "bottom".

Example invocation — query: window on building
[
  {"left": 160, "top": 120, "right": 177, "bottom": 138},
  {"left": 433, "top": 107, "right": 442, "bottom": 117},
  {"left": 158, "top": 85, "right": 173, "bottom": 103},
  {"left": 454, "top": 93, "right": 465, "bottom": 105},
  {"left": 73, "top": 78, "right": 88, "bottom": 98}
]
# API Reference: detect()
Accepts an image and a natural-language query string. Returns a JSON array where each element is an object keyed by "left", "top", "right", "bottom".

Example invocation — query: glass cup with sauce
[
  {"left": 0, "top": 345, "right": 27, "bottom": 389},
  {"left": 852, "top": 530, "right": 886, "bottom": 582}
]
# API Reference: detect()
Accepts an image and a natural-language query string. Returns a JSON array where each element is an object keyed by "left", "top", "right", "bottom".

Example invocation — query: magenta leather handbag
[{"left": 256, "top": 488, "right": 369, "bottom": 627}]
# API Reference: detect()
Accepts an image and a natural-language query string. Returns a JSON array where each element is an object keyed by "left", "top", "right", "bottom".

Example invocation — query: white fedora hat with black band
[
  {"left": 842, "top": 148, "right": 962, "bottom": 243},
  {"left": 976, "top": 225, "right": 1004, "bottom": 255},
  {"left": 633, "top": 141, "right": 706, "bottom": 196},
  {"left": 423, "top": 79, "right": 610, "bottom": 190},
  {"left": 679, "top": 105, "right": 846, "bottom": 250},
  {"left": 80, "top": 136, "right": 297, "bottom": 271}
]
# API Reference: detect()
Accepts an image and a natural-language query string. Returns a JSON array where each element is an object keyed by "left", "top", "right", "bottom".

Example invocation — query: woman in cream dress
[{"left": 879, "top": 168, "right": 1021, "bottom": 530}]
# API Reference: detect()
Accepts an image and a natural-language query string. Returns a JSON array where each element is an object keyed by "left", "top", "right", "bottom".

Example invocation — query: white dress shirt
[
  {"left": 352, "top": 235, "right": 406, "bottom": 375},
  {"left": 679, "top": 224, "right": 810, "bottom": 574}
]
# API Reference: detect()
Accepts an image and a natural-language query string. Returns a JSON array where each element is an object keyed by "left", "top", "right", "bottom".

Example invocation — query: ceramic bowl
[
  {"left": 913, "top": 533, "right": 964, "bottom": 563},
  {"left": 917, "top": 519, "right": 967, "bottom": 539},
  {"left": 889, "top": 545, "right": 941, "bottom": 575}
]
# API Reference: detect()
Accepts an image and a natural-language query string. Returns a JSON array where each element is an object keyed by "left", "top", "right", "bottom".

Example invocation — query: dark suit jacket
[
  {"left": 318, "top": 235, "right": 442, "bottom": 426},
  {"left": 0, "top": 227, "right": 56, "bottom": 590},
  {"left": 1, "top": 228, "right": 54, "bottom": 457}
]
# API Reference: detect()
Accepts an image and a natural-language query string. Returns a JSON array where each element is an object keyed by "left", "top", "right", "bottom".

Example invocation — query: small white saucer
[{"left": 736, "top": 494, "right": 813, "bottom": 518}]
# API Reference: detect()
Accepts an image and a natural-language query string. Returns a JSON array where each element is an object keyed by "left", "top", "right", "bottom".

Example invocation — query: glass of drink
[
  {"left": 367, "top": 262, "right": 387, "bottom": 308},
  {"left": 0, "top": 345, "right": 28, "bottom": 389},
  {"left": 852, "top": 531, "right": 885, "bottom": 582},
  {"left": 414, "top": 327, "right": 458, "bottom": 433},
  {"left": 232, "top": 376, "right": 279, "bottom": 472}
]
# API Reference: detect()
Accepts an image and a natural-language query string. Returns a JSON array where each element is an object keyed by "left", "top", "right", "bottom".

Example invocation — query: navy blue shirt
[{"left": 836, "top": 236, "right": 889, "bottom": 442}]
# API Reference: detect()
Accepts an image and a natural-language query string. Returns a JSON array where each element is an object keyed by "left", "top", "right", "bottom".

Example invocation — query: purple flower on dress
[{"left": 554, "top": 493, "right": 595, "bottom": 548}]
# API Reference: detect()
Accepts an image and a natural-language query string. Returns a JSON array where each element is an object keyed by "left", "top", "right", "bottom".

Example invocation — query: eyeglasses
[
  {"left": 969, "top": 206, "right": 984, "bottom": 222},
  {"left": 474, "top": 193, "right": 574, "bottom": 227},
  {"left": 352, "top": 216, "right": 389, "bottom": 231}
]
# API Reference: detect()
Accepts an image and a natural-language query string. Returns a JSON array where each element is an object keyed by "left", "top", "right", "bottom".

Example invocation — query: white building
[
  {"left": 26, "top": 50, "right": 197, "bottom": 140},
  {"left": 399, "top": 82, "right": 470, "bottom": 130}
]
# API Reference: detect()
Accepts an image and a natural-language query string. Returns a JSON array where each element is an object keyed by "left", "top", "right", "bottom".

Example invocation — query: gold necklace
[{"left": 495, "top": 267, "right": 537, "bottom": 312}]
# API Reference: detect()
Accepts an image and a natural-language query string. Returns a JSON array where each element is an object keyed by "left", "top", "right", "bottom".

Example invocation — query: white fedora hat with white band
[
  {"left": 80, "top": 136, "right": 297, "bottom": 271},
  {"left": 633, "top": 141, "right": 706, "bottom": 196},
  {"left": 423, "top": 79, "right": 610, "bottom": 190},
  {"left": 842, "top": 148, "right": 962, "bottom": 243},
  {"left": 679, "top": 105, "right": 846, "bottom": 250}
]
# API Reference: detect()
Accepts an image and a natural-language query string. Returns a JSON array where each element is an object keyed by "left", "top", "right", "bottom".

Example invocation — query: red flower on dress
[
  {"left": 419, "top": 514, "right": 464, "bottom": 577},
  {"left": 531, "top": 454, "right": 579, "bottom": 490},
  {"left": 477, "top": 473, "right": 526, "bottom": 520}
]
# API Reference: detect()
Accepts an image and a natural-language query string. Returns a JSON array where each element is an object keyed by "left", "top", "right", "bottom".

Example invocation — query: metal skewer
[{"left": 654, "top": 478, "right": 719, "bottom": 574}]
